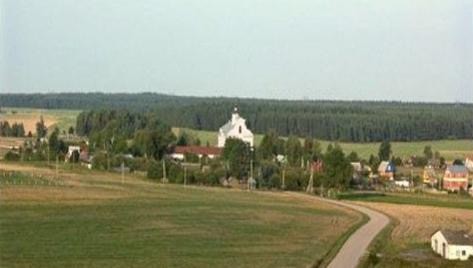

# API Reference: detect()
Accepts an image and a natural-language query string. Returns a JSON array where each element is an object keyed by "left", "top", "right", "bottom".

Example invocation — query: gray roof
[
  {"left": 446, "top": 165, "right": 468, "bottom": 173},
  {"left": 439, "top": 230, "right": 473, "bottom": 246}
]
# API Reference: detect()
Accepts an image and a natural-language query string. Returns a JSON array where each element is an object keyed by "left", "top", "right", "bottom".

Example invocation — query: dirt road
[{"left": 287, "top": 193, "right": 389, "bottom": 268}]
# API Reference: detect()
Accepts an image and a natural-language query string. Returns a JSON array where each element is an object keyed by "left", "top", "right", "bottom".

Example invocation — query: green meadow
[
  {"left": 338, "top": 192, "right": 473, "bottom": 210},
  {"left": 173, "top": 127, "right": 473, "bottom": 161},
  {"left": 0, "top": 167, "right": 361, "bottom": 267}
]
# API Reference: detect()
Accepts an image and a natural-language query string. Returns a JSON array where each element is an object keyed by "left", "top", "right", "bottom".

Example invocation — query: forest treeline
[{"left": 2, "top": 93, "right": 473, "bottom": 142}]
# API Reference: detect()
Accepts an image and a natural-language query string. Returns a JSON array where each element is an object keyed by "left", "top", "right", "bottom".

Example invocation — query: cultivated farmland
[
  {"left": 0, "top": 163, "right": 362, "bottom": 267},
  {"left": 0, "top": 107, "right": 80, "bottom": 133},
  {"left": 355, "top": 202, "right": 473, "bottom": 267}
]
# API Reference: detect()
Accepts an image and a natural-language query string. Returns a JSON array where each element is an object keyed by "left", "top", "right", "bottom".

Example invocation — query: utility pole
[
  {"left": 162, "top": 159, "right": 167, "bottom": 184},
  {"left": 282, "top": 167, "right": 286, "bottom": 190},
  {"left": 106, "top": 142, "right": 110, "bottom": 171},
  {"left": 47, "top": 141, "right": 50, "bottom": 166},
  {"left": 250, "top": 159, "right": 254, "bottom": 179},
  {"left": 121, "top": 161, "right": 125, "bottom": 184},
  {"left": 306, "top": 168, "right": 314, "bottom": 194},
  {"left": 55, "top": 155, "right": 59, "bottom": 179},
  {"left": 248, "top": 159, "right": 254, "bottom": 190}
]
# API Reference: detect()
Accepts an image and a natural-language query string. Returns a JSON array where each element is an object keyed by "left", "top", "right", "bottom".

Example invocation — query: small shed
[{"left": 431, "top": 229, "right": 473, "bottom": 261}]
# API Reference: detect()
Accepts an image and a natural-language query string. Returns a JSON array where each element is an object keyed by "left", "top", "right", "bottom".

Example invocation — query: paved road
[{"left": 287, "top": 193, "right": 390, "bottom": 268}]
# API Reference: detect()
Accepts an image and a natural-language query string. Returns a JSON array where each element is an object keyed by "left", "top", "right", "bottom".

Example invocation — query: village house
[
  {"left": 79, "top": 149, "right": 93, "bottom": 169},
  {"left": 423, "top": 165, "right": 438, "bottom": 185},
  {"left": 217, "top": 107, "right": 254, "bottom": 148},
  {"left": 378, "top": 161, "right": 395, "bottom": 180},
  {"left": 443, "top": 165, "right": 469, "bottom": 191},
  {"left": 65, "top": 145, "right": 81, "bottom": 162},
  {"left": 431, "top": 230, "right": 473, "bottom": 261},
  {"left": 394, "top": 179, "right": 410, "bottom": 188},
  {"left": 465, "top": 155, "right": 473, "bottom": 172},
  {"left": 169, "top": 146, "right": 222, "bottom": 161},
  {"left": 351, "top": 162, "right": 371, "bottom": 180}
]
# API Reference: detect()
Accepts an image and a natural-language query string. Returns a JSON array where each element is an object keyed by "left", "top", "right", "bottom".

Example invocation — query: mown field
[
  {"left": 0, "top": 163, "right": 362, "bottom": 267},
  {"left": 173, "top": 127, "right": 473, "bottom": 161},
  {"left": 355, "top": 201, "right": 473, "bottom": 267},
  {"left": 0, "top": 107, "right": 81, "bottom": 133}
]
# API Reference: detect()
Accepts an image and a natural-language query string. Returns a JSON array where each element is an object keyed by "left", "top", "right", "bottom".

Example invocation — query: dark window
[
  {"left": 462, "top": 250, "right": 466, "bottom": 256},
  {"left": 239, "top": 126, "right": 242, "bottom": 134}
]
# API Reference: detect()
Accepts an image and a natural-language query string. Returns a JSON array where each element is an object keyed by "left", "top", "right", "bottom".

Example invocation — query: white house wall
[
  {"left": 431, "top": 232, "right": 448, "bottom": 257},
  {"left": 447, "top": 245, "right": 473, "bottom": 261},
  {"left": 431, "top": 231, "right": 473, "bottom": 261},
  {"left": 217, "top": 117, "right": 254, "bottom": 147}
]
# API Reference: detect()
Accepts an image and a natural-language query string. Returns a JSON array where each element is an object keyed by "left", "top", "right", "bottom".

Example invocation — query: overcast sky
[{"left": 1, "top": 0, "right": 472, "bottom": 102}]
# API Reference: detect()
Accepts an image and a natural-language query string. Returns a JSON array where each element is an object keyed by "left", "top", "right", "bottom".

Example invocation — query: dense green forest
[{"left": 1, "top": 93, "right": 473, "bottom": 142}]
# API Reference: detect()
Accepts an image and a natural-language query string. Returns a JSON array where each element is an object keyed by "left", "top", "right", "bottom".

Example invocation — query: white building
[
  {"left": 65, "top": 146, "right": 81, "bottom": 161},
  {"left": 431, "top": 230, "right": 473, "bottom": 261},
  {"left": 217, "top": 107, "right": 254, "bottom": 148},
  {"left": 394, "top": 180, "right": 410, "bottom": 188},
  {"left": 465, "top": 155, "right": 473, "bottom": 172},
  {"left": 169, "top": 146, "right": 222, "bottom": 161}
]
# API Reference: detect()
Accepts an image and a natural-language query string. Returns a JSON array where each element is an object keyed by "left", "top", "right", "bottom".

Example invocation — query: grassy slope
[
  {"left": 338, "top": 192, "right": 473, "bottom": 210},
  {"left": 0, "top": 166, "right": 362, "bottom": 267},
  {"left": 173, "top": 127, "right": 473, "bottom": 161}
]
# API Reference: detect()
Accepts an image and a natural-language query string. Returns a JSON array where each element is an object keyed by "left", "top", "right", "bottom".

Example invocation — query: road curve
[{"left": 287, "top": 193, "right": 389, "bottom": 268}]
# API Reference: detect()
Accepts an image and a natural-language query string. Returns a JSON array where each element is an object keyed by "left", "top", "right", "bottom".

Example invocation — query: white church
[{"left": 217, "top": 107, "right": 254, "bottom": 148}]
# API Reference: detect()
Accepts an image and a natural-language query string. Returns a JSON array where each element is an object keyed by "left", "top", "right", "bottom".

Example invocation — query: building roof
[
  {"left": 446, "top": 165, "right": 468, "bottom": 174},
  {"left": 378, "top": 161, "right": 395, "bottom": 173},
  {"left": 351, "top": 162, "right": 362, "bottom": 172},
  {"left": 436, "top": 230, "right": 473, "bottom": 246},
  {"left": 173, "top": 146, "right": 222, "bottom": 156}
]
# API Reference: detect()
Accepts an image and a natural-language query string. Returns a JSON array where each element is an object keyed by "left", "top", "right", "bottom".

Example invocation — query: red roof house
[{"left": 170, "top": 146, "right": 222, "bottom": 161}]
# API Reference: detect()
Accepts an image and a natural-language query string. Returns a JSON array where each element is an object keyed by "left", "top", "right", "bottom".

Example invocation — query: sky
[{"left": 1, "top": 0, "right": 472, "bottom": 102}]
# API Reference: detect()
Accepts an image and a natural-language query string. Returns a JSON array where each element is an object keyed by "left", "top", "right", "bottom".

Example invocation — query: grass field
[
  {"left": 0, "top": 107, "right": 81, "bottom": 133},
  {"left": 355, "top": 202, "right": 473, "bottom": 267},
  {"left": 338, "top": 192, "right": 473, "bottom": 210},
  {"left": 173, "top": 127, "right": 473, "bottom": 161},
  {"left": 0, "top": 163, "right": 362, "bottom": 267}
]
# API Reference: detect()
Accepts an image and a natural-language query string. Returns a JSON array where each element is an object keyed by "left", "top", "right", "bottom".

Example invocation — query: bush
[
  {"left": 92, "top": 152, "right": 108, "bottom": 170},
  {"left": 129, "top": 157, "right": 148, "bottom": 171},
  {"left": 147, "top": 160, "right": 163, "bottom": 180},
  {"left": 284, "top": 167, "right": 309, "bottom": 191},
  {"left": 184, "top": 153, "right": 200, "bottom": 163},
  {"left": 367, "top": 251, "right": 380, "bottom": 266},
  {"left": 167, "top": 162, "right": 184, "bottom": 183},
  {"left": 257, "top": 160, "right": 280, "bottom": 188},
  {"left": 31, "top": 151, "right": 47, "bottom": 161},
  {"left": 4, "top": 151, "right": 20, "bottom": 161},
  {"left": 207, "top": 167, "right": 226, "bottom": 185},
  {"left": 269, "top": 174, "right": 281, "bottom": 189}
]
